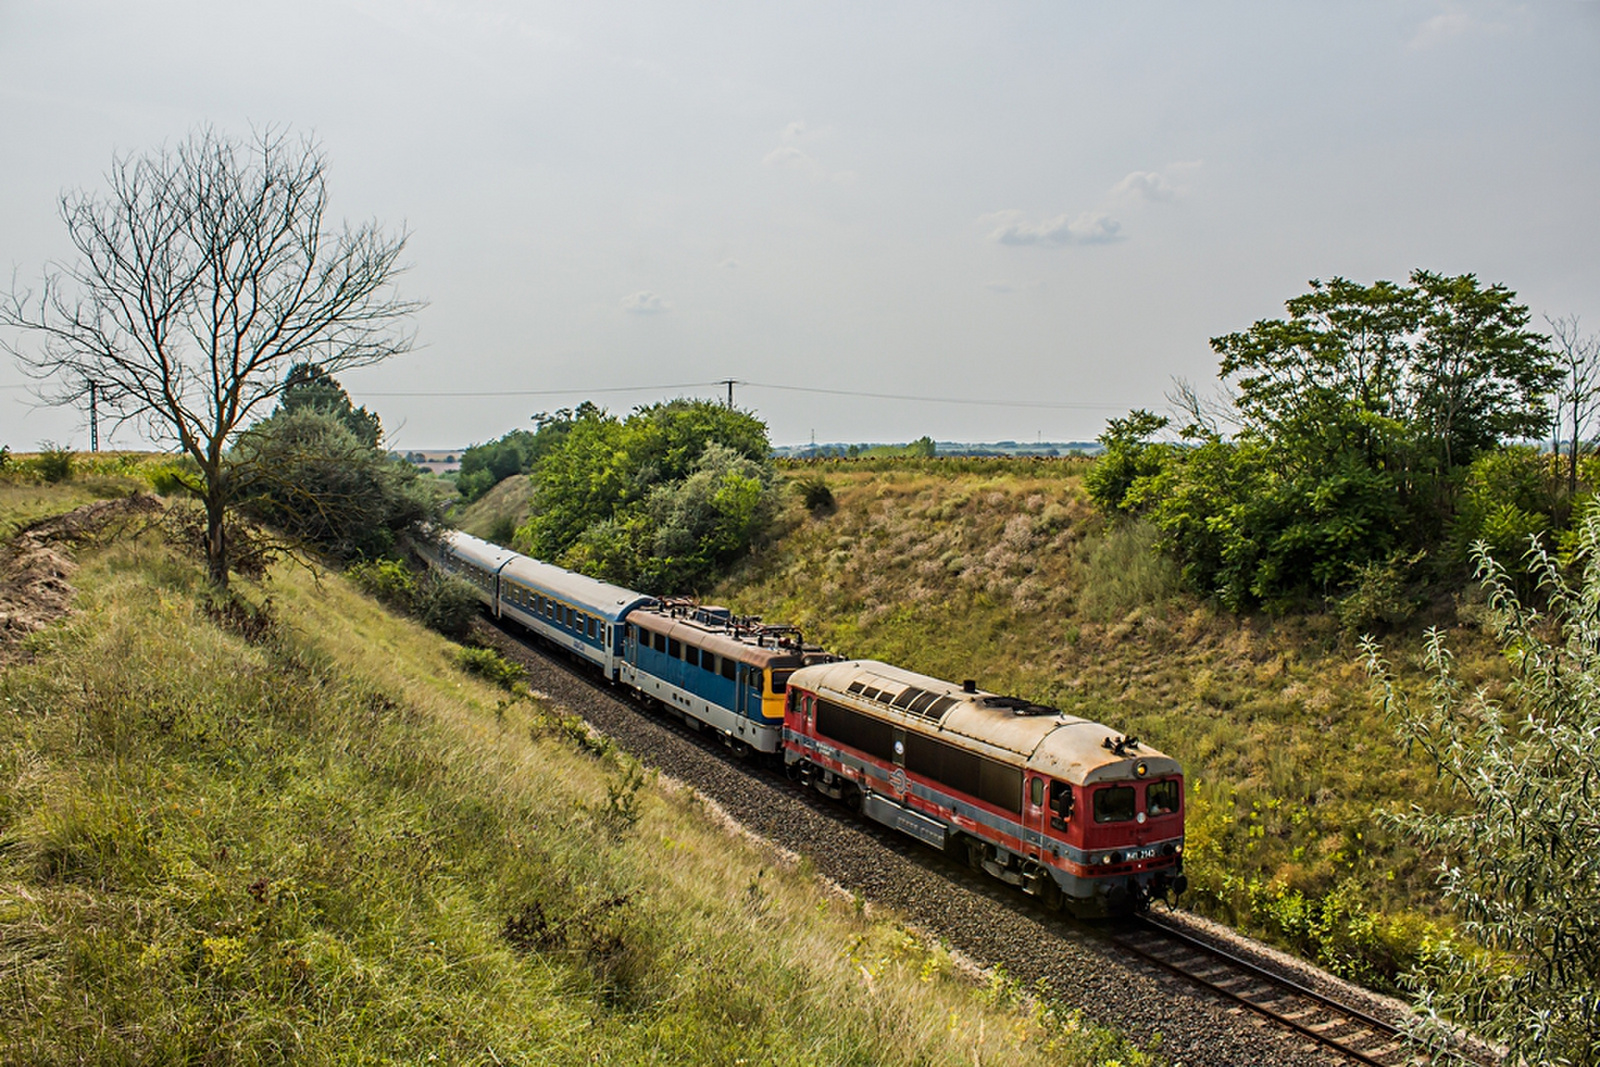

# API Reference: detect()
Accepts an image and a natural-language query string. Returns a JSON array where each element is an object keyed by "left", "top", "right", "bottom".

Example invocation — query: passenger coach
[
  {"left": 436, "top": 531, "right": 653, "bottom": 680},
  {"left": 783, "top": 660, "right": 1186, "bottom": 914}
]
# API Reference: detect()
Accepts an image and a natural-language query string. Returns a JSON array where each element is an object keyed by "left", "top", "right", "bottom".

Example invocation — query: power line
[
  {"left": 359, "top": 382, "right": 711, "bottom": 398},
  {"left": 357, "top": 378, "right": 1132, "bottom": 411},
  {"left": 741, "top": 380, "right": 1128, "bottom": 411}
]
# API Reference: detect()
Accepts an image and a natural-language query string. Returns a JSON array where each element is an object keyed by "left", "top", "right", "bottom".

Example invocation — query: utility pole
[
  {"left": 718, "top": 378, "right": 738, "bottom": 408},
  {"left": 88, "top": 379, "right": 99, "bottom": 452}
]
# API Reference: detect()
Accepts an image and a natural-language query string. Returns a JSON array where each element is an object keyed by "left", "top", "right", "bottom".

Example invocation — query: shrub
[
  {"left": 32, "top": 443, "right": 75, "bottom": 484},
  {"left": 346, "top": 558, "right": 419, "bottom": 610},
  {"left": 455, "top": 647, "right": 525, "bottom": 691},
  {"left": 1333, "top": 551, "right": 1424, "bottom": 636},
  {"left": 794, "top": 475, "right": 835, "bottom": 515},
  {"left": 413, "top": 572, "right": 481, "bottom": 640}
]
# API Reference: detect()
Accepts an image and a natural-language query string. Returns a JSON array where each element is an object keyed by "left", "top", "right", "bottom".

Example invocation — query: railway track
[{"left": 1109, "top": 913, "right": 1413, "bottom": 1066}]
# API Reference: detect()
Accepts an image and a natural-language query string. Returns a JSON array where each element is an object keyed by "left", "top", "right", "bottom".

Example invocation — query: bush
[
  {"left": 32, "top": 443, "right": 75, "bottom": 484},
  {"left": 233, "top": 409, "right": 442, "bottom": 563},
  {"left": 413, "top": 572, "right": 481, "bottom": 640},
  {"left": 456, "top": 647, "right": 525, "bottom": 691},
  {"left": 1333, "top": 551, "right": 1424, "bottom": 636},
  {"left": 794, "top": 475, "right": 835, "bottom": 515},
  {"left": 346, "top": 558, "right": 418, "bottom": 610}
]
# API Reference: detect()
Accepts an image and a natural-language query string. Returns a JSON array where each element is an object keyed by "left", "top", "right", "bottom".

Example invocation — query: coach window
[
  {"left": 1049, "top": 781, "right": 1074, "bottom": 829},
  {"left": 1147, "top": 780, "right": 1179, "bottom": 817},
  {"left": 1093, "top": 785, "right": 1136, "bottom": 823}
]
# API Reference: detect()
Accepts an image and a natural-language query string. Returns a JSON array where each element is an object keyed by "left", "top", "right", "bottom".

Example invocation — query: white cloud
[
  {"left": 621, "top": 290, "right": 671, "bottom": 313},
  {"left": 983, "top": 280, "right": 1018, "bottom": 293},
  {"left": 719, "top": 257, "right": 741, "bottom": 270},
  {"left": 1111, "top": 170, "right": 1177, "bottom": 203},
  {"left": 1409, "top": 3, "right": 1512, "bottom": 49},
  {"left": 984, "top": 209, "right": 1123, "bottom": 247}
]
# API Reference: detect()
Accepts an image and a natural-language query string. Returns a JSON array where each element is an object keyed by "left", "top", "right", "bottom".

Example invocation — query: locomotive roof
[
  {"left": 788, "top": 659, "right": 1181, "bottom": 786},
  {"left": 629, "top": 602, "right": 830, "bottom": 668}
]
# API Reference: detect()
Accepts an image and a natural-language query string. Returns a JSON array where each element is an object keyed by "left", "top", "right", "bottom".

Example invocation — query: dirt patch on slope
[{"left": 0, "top": 494, "right": 165, "bottom": 662}]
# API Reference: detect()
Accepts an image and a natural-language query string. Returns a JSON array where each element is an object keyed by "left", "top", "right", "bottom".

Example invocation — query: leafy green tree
[
  {"left": 1365, "top": 524, "right": 1600, "bottom": 1066},
  {"left": 456, "top": 430, "right": 536, "bottom": 503},
  {"left": 1083, "top": 409, "right": 1171, "bottom": 514},
  {"left": 279, "top": 363, "right": 383, "bottom": 448},
  {"left": 1100, "top": 271, "right": 1558, "bottom": 609},
  {"left": 233, "top": 408, "right": 439, "bottom": 562},
  {"left": 516, "top": 398, "right": 777, "bottom": 592}
]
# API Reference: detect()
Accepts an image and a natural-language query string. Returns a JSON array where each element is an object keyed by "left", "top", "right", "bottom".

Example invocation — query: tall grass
[{"left": 0, "top": 495, "right": 1155, "bottom": 1065}]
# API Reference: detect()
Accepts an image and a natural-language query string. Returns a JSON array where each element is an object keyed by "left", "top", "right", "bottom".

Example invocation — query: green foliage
[
  {"left": 1083, "top": 409, "right": 1170, "bottom": 514},
  {"left": 794, "top": 474, "right": 836, "bottom": 515},
  {"left": 346, "top": 557, "right": 419, "bottom": 609},
  {"left": 1448, "top": 445, "right": 1559, "bottom": 566},
  {"left": 278, "top": 362, "right": 383, "bottom": 447},
  {"left": 412, "top": 571, "right": 482, "bottom": 640},
  {"left": 1333, "top": 551, "right": 1425, "bottom": 636},
  {"left": 455, "top": 646, "right": 527, "bottom": 692},
  {"left": 1365, "top": 522, "right": 1600, "bottom": 1066},
  {"left": 456, "top": 428, "right": 539, "bottom": 503},
  {"left": 32, "top": 443, "right": 75, "bottom": 484},
  {"left": 518, "top": 398, "right": 778, "bottom": 594},
  {"left": 233, "top": 408, "right": 442, "bottom": 563},
  {"left": 1100, "top": 271, "right": 1560, "bottom": 610},
  {"left": 347, "top": 558, "right": 481, "bottom": 639}
]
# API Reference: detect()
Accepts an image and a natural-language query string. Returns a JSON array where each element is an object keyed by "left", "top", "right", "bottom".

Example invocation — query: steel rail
[{"left": 1114, "top": 915, "right": 1406, "bottom": 1066}]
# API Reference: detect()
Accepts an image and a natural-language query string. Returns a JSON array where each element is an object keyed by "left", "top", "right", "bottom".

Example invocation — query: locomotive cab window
[
  {"left": 1030, "top": 778, "right": 1044, "bottom": 807},
  {"left": 1093, "top": 785, "right": 1137, "bottom": 823},
  {"left": 1049, "top": 781, "right": 1074, "bottom": 829},
  {"left": 1147, "top": 780, "right": 1179, "bottom": 817}
]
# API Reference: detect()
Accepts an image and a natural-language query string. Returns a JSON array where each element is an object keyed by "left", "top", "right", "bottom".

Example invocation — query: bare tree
[
  {"left": 1547, "top": 314, "right": 1600, "bottom": 495},
  {"left": 1, "top": 127, "right": 421, "bottom": 588}
]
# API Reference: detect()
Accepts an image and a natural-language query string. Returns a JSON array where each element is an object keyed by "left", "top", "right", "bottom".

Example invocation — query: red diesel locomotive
[{"left": 783, "top": 659, "right": 1186, "bottom": 915}]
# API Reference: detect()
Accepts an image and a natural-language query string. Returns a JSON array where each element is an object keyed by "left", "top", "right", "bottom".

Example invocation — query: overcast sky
[{"left": 2, "top": 1, "right": 1597, "bottom": 451}]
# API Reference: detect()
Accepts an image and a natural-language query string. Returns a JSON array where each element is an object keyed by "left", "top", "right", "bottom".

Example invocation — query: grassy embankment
[
  {"left": 695, "top": 458, "right": 1488, "bottom": 992},
  {"left": 0, "top": 472, "right": 1155, "bottom": 1065}
]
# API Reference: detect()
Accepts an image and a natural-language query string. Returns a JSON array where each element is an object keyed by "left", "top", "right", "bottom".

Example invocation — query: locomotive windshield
[
  {"left": 1093, "top": 785, "right": 1137, "bottom": 823},
  {"left": 770, "top": 670, "right": 793, "bottom": 693}
]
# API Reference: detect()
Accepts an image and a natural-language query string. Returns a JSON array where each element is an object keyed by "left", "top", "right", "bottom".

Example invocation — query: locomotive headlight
[
  {"left": 1136, "top": 812, "right": 1147, "bottom": 824},
  {"left": 1135, "top": 761, "right": 1148, "bottom": 777}
]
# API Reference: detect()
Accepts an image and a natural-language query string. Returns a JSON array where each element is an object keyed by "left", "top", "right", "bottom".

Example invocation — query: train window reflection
[
  {"left": 1147, "top": 780, "right": 1179, "bottom": 817},
  {"left": 1093, "top": 786, "right": 1136, "bottom": 823}
]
